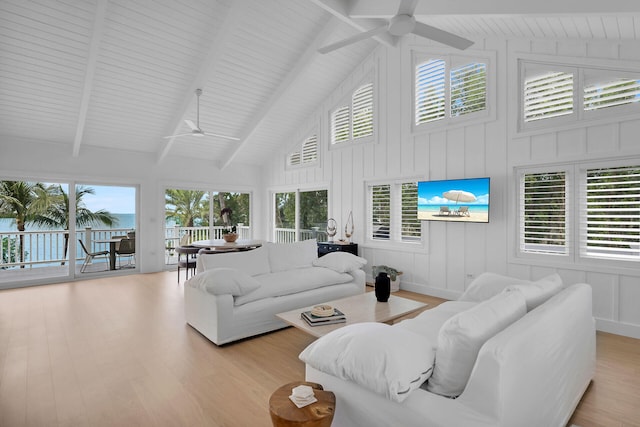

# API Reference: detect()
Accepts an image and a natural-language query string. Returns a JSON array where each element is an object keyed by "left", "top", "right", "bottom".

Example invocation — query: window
[
  {"left": 519, "top": 58, "right": 640, "bottom": 131},
  {"left": 517, "top": 160, "right": 640, "bottom": 264},
  {"left": 330, "top": 82, "right": 373, "bottom": 145},
  {"left": 368, "top": 181, "right": 422, "bottom": 244},
  {"left": 273, "top": 189, "right": 328, "bottom": 243},
  {"left": 582, "top": 165, "right": 640, "bottom": 260},
  {"left": 415, "top": 55, "right": 488, "bottom": 127},
  {"left": 288, "top": 135, "right": 318, "bottom": 167},
  {"left": 519, "top": 171, "right": 568, "bottom": 255},
  {"left": 523, "top": 71, "right": 574, "bottom": 123}
]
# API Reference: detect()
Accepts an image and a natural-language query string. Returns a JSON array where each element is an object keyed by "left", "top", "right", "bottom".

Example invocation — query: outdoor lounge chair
[
  {"left": 439, "top": 206, "right": 451, "bottom": 215},
  {"left": 456, "top": 206, "right": 470, "bottom": 216}
]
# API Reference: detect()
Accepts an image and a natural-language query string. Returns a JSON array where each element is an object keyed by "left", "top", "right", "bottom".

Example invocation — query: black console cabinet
[{"left": 317, "top": 241, "right": 358, "bottom": 257}]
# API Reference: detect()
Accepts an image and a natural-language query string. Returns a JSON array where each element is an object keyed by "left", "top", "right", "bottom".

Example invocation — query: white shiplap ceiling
[{"left": 1, "top": 0, "right": 639, "bottom": 169}]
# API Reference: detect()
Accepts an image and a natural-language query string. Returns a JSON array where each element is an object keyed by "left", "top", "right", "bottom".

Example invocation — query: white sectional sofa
[
  {"left": 301, "top": 273, "right": 596, "bottom": 427},
  {"left": 184, "top": 239, "right": 366, "bottom": 345}
]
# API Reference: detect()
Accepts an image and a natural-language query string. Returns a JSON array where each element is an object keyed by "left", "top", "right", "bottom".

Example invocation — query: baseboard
[{"left": 596, "top": 318, "right": 640, "bottom": 340}]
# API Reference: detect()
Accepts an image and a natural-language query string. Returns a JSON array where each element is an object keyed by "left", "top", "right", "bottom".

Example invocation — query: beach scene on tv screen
[{"left": 418, "top": 178, "right": 490, "bottom": 223}]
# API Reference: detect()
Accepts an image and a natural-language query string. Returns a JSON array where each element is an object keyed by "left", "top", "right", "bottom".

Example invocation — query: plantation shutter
[
  {"left": 523, "top": 71, "right": 574, "bottom": 122},
  {"left": 415, "top": 59, "right": 446, "bottom": 125},
  {"left": 401, "top": 182, "right": 421, "bottom": 241},
  {"left": 582, "top": 165, "right": 640, "bottom": 260},
  {"left": 301, "top": 135, "right": 317, "bottom": 164},
  {"left": 584, "top": 78, "right": 640, "bottom": 112},
  {"left": 371, "top": 184, "right": 390, "bottom": 240},
  {"left": 352, "top": 83, "right": 373, "bottom": 139},
  {"left": 288, "top": 151, "right": 301, "bottom": 166},
  {"left": 520, "top": 171, "right": 568, "bottom": 254},
  {"left": 450, "top": 62, "right": 487, "bottom": 117},
  {"left": 330, "top": 105, "right": 350, "bottom": 144}
]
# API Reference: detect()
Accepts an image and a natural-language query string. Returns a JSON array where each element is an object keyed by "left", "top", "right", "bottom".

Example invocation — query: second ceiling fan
[{"left": 318, "top": 0, "right": 474, "bottom": 54}]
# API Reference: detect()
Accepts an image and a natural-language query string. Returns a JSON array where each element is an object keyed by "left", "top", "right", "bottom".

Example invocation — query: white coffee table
[{"left": 276, "top": 292, "right": 428, "bottom": 338}]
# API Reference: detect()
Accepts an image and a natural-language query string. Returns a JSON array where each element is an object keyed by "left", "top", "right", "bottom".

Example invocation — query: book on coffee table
[{"left": 301, "top": 308, "right": 346, "bottom": 326}]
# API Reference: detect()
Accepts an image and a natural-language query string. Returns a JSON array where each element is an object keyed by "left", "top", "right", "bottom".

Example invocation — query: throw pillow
[
  {"left": 427, "top": 291, "right": 527, "bottom": 397},
  {"left": 312, "top": 252, "right": 367, "bottom": 273},
  {"left": 299, "top": 322, "right": 435, "bottom": 403},
  {"left": 458, "top": 272, "right": 529, "bottom": 302},
  {"left": 266, "top": 239, "right": 318, "bottom": 272},
  {"left": 185, "top": 268, "right": 261, "bottom": 296},
  {"left": 504, "top": 273, "right": 564, "bottom": 311}
]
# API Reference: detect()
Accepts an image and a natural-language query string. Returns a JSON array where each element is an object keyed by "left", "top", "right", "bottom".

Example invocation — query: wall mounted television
[{"left": 417, "top": 177, "right": 490, "bottom": 223}]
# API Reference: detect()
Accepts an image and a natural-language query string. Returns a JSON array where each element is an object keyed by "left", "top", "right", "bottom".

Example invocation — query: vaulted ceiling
[{"left": 1, "top": 0, "right": 639, "bottom": 169}]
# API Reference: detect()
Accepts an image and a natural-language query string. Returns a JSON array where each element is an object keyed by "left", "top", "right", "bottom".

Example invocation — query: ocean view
[{"left": 0, "top": 213, "right": 137, "bottom": 232}]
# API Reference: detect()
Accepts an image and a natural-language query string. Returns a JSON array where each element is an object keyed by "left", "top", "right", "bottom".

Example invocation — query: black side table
[{"left": 317, "top": 241, "right": 358, "bottom": 257}]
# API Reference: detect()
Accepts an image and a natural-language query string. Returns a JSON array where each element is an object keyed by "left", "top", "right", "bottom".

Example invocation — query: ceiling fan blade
[
  {"left": 412, "top": 22, "right": 474, "bottom": 50},
  {"left": 184, "top": 119, "right": 199, "bottom": 131},
  {"left": 318, "top": 25, "right": 387, "bottom": 54},
  {"left": 397, "top": 0, "right": 418, "bottom": 16},
  {"left": 163, "top": 133, "right": 192, "bottom": 139},
  {"left": 202, "top": 132, "right": 240, "bottom": 141}
]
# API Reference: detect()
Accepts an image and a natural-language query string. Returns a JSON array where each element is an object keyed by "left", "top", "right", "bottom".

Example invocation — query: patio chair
[
  {"left": 116, "top": 237, "right": 136, "bottom": 268},
  {"left": 78, "top": 239, "right": 109, "bottom": 273}
]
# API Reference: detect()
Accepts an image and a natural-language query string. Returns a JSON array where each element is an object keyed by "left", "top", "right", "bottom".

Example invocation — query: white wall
[
  {"left": 0, "top": 137, "right": 263, "bottom": 277},
  {"left": 263, "top": 36, "right": 640, "bottom": 339}
]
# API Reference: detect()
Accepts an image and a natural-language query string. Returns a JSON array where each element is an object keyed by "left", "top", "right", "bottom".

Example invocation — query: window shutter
[
  {"left": 584, "top": 79, "right": 640, "bottom": 111},
  {"left": 520, "top": 171, "right": 568, "bottom": 254},
  {"left": 451, "top": 62, "right": 486, "bottom": 117},
  {"left": 288, "top": 151, "right": 301, "bottom": 166},
  {"left": 330, "top": 105, "right": 350, "bottom": 144},
  {"left": 401, "top": 182, "right": 421, "bottom": 241},
  {"left": 301, "top": 135, "right": 317, "bottom": 164},
  {"left": 352, "top": 83, "right": 373, "bottom": 139},
  {"left": 371, "top": 184, "right": 390, "bottom": 240},
  {"left": 582, "top": 165, "right": 640, "bottom": 260},
  {"left": 523, "top": 71, "right": 574, "bottom": 122},
  {"left": 415, "top": 59, "right": 446, "bottom": 125}
]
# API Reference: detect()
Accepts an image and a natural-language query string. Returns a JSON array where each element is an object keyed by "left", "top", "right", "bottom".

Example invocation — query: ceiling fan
[
  {"left": 318, "top": 0, "right": 474, "bottom": 54},
  {"left": 164, "top": 89, "right": 239, "bottom": 141}
]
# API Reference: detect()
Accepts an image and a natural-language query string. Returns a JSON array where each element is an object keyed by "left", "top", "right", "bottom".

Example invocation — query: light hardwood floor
[{"left": 0, "top": 272, "right": 638, "bottom": 426}]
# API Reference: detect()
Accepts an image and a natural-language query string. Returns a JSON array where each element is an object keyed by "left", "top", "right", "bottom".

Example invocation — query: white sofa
[
  {"left": 302, "top": 273, "right": 596, "bottom": 427},
  {"left": 184, "top": 239, "right": 366, "bottom": 345}
]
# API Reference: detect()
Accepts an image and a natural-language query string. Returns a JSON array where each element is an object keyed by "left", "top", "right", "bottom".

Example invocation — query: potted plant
[
  {"left": 220, "top": 207, "right": 238, "bottom": 242},
  {"left": 372, "top": 265, "right": 403, "bottom": 292}
]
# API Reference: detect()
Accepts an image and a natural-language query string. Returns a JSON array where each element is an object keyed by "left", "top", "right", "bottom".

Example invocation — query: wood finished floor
[{"left": 0, "top": 272, "right": 638, "bottom": 426}]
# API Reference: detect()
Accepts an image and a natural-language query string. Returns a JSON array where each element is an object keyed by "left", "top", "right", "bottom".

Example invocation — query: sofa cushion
[
  {"left": 185, "top": 268, "right": 261, "bottom": 296},
  {"left": 394, "top": 301, "right": 477, "bottom": 346},
  {"left": 233, "top": 266, "right": 353, "bottom": 306},
  {"left": 312, "top": 252, "right": 367, "bottom": 273},
  {"left": 198, "top": 246, "right": 271, "bottom": 276},
  {"left": 266, "top": 239, "right": 318, "bottom": 272},
  {"left": 504, "top": 273, "right": 564, "bottom": 311},
  {"left": 459, "top": 272, "right": 529, "bottom": 302},
  {"left": 427, "top": 291, "right": 527, "bottom": 397},
  {"left": 299, "top": 322, "right": 435, "bottom": 403}
]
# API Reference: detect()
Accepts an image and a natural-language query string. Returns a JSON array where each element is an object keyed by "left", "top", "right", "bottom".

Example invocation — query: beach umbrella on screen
[{"left": 443, "top": 190, "right": 476, "bottom": 204}]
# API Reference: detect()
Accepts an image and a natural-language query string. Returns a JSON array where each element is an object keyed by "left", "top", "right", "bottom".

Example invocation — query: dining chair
[
  {"left": 78, "top": 239, "right": 109, "bottom": 273},
  {"left": 116, "top": 237, "right": 136, "bottom": 268}
]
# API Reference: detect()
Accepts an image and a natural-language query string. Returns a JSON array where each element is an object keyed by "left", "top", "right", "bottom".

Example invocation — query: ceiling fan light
[{"left": 388, "top": 14, "right": 415, "bottom": 36}]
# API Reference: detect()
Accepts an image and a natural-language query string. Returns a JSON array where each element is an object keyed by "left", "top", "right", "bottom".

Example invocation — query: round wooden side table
[{"left": 269, "top": 381, "right": 335, "bottom": 427}]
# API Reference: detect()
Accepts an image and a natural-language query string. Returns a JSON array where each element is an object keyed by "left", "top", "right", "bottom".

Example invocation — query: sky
[
  {"left": 418, "top": 178, "right": 490, "bottom": 205},
  {"left": 81, "top": 185, "right": 136, "bottom": 214}
]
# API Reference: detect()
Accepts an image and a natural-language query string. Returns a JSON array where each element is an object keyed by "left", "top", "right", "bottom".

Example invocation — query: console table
[{"left": 317, "top": 241, "right": 358, "bottom": 257}]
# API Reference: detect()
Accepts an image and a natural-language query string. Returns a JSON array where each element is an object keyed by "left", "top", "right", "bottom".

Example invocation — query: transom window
[
  {"left": 288, "top": 135, "right": 318, "bottom": 167},
  {"left": 415, "top": 55, "right": 487, "bottom": 127},
  {"left": 330, "top": 82, "right": 373, "bottom": 145}
]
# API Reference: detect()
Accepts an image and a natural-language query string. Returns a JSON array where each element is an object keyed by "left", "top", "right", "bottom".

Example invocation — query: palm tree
[
  {"left": 0, "top": 181, "right": 51, "bottom": 267},
  {"left": 30, "top": 185, "right": 118, "bottom": 265},
  {"left": 165, "top": 190, "right": 209, "bottom": 227}
]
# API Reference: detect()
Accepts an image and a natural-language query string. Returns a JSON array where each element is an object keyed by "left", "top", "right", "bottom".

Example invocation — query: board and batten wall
[{"left": 263, "top": 36, "right": 640, "bottom": 339}]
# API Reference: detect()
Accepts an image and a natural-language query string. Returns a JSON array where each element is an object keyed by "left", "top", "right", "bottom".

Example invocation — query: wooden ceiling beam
[{"left": 72, "top": 0, "right": 107, "bottom": 158}]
